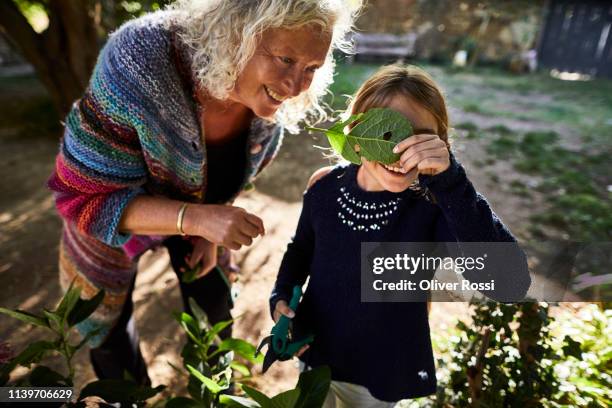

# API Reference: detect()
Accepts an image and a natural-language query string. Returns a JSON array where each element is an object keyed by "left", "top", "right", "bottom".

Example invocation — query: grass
[
  {"left": 485, "top": 124, "right": 513, "bottom": 135},
  {"left": 327, "top": 62, "right": 380, "bottom": 110},
  {"left": 484, "top": 129, "right": 611, "bottom": 241},
  {"left": 429, "top": 64, "right": 612, "bottom": 137},
  {"left": 454, "top": 121, "right": 478, "bottom": 131},
  {"left": 486, "top": 134, "right": 518, "bottom": 158},
  {"left": 508, "top": 180, "right": 531, "bottom": 198}
]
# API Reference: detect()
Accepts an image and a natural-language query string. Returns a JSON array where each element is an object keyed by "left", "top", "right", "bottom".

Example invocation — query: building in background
[{"left": 353, "top": 0, "right": 612, "bottom": 79}]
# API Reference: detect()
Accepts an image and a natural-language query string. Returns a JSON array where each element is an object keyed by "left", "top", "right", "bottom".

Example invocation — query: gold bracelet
[{"left": 176, "top": 202, "right": 188, "bottom": 236}]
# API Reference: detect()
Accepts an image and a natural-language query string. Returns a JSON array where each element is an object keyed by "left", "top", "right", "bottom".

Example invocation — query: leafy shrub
[
  {"left": 0, "top": 282, "right": 331, "bottom": 407},
  {"left": 548, "top": 305, "right": 611, "bottom": 407},
  {"left": 427, "top": 301, "right": 610, "bottom": 408}
]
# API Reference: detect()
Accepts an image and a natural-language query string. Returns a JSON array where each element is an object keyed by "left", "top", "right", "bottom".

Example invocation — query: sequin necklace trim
[{"left": 336, "top": 186, "right": 402, "bottom": 232}]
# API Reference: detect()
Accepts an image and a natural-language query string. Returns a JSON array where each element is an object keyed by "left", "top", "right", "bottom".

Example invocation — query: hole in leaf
[{"left": 383, "top": 131, "right": 392, "bottom": 141}]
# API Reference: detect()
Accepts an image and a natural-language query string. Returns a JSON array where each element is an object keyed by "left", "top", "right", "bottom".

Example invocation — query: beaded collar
[{"left": 335, "top": 165, "right": 428, "bottom": 233}]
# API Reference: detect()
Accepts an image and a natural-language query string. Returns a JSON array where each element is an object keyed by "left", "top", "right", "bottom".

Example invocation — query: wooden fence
[{"left": 538, "top": 0, "right": 612, "bottom": 78}]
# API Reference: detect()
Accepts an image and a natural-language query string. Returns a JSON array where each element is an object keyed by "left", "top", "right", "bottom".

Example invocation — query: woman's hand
[
  {"left": 184, "top": 204, "right": 265, "bottom": 250},
  {"left": 393, "top": 133, "right": 450, "bottom": 176},
  {"left": 180, "top": 236, "right": 217, "bottom": 279},
  {"left": 273, "top": 300, "right": 309, "bottom": 358}
]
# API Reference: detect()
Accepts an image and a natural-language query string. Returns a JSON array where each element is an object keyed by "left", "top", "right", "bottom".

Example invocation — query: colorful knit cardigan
[{"left": 47, "top": 11, "right": 283, "bottom": 347}]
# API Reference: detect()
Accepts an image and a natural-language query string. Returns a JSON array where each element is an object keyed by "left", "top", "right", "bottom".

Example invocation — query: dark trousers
[{"left": 89, "top": 236, "right": 233, "bottom": 385}]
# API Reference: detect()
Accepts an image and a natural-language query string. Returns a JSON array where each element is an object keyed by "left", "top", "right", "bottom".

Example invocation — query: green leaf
[
  {"left": 219, "top": 394, "right": 261, "bottom": 408},
  {"left": 309, "top": 113, "right": 363, "bottom": 164},
  {"left": 203, "top": 320, "right": 233, "bottom": 346},
  {"left": 181, "top": 342, "right": 203, "bottom": 370},
  {"left": 79, "top": 379, "right": 165, "bottom": 403},
  {"left": 55, "top": 281, "right": 82, "bottom": 322},
  {"left": 216, "top": 351, "right": 234, "bottom": 371},
  {"left": 180, "top": 312, "right": 200, "bottom": 335},
  {"left": 67, "top": 289, "right": 105, "bottom": 327},
  {"left": 308, "top": 108, "right": 413, "bottom": 165},
  {"left": 294, "top": 366, "right": 331, "bottom": 408},
  {"left": 218, "top": 338, "right": 262, "bottom": 364},
  {"left": 0, "top": 308, "right": 49, "bottom": 328},
  {"left": 174, "top": 312, "right": 204, "bottom": 346},
  {"left": 186, "top": 364, "right": 223, "bottom": 394},
  {"left": 270, "top": 389, "right": 300, "bottom": 408},
  {"left": 187, "top": 372, "right": 208, "bottom": 404},
  {"left": 242, "top": 385, "right": 273, "bottom": 408},
  {"left": 42, "top": 309, "right": 62, "bottom": 332},
  {"left": 230, "top": 361, "right": 251, "bottom": 376}
]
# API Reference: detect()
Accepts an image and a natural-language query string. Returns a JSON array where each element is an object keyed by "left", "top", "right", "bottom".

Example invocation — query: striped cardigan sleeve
[{"left": 48, "top": 27, "right": 148, "bottom": 247}]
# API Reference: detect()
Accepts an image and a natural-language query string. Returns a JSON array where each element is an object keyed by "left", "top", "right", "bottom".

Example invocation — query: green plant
[
  {"left": 165, "top": 298, "right": 262, "bottom": 407},
  {"left": 0, "top": 281, "right": 165, "bottom": 406},
  {"left": 429, "top": 301, "right": 610, "bottom": 408},
  {"left": 238, "top": 366, "right": 331, "bottom": 408},
  {"left": 549, "top": 305, "right": 611, "bottom": 407},
  {"left": 432, "top": 301, "right": 558, "bottom": 407},
  {"left": 0, "top": 281, "right": 104, "bottom": 385},
  {"left": 0, "top": 285, "right": 333, "bottom": 407},
  {"left": 166, "top": 298, "right": 332, "bottom": 408}
]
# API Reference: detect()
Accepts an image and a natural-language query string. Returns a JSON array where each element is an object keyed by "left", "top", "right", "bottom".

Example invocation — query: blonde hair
[
  {"left": 349, "top": 64, "right": 450, "bottom": 147},
  {"left": 170, "top": 0, "right": 362, "bottom": 133}
]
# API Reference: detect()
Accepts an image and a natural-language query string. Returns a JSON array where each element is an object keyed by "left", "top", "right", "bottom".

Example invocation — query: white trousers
[{"left": 322, "top": 380, "right": 397, "bottom": 408}]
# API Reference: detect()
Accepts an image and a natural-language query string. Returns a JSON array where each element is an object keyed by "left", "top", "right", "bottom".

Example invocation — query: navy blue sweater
[{"left": 270, "top": 155, "right": 531, "bottom": 401}]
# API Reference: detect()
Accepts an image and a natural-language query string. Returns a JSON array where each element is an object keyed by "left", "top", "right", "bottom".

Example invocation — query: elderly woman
[{"left": 48, "top": 0, "right": 361, "bottom": 385}]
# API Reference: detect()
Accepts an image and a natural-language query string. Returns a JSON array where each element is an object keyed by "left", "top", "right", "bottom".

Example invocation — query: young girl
[{"left": 269, "top": 65, "right": 530, "bottom": 406}]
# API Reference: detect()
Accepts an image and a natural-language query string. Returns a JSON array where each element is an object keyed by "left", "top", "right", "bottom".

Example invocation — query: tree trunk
[{"left": 0, "top": 0, "right": 100, "bottom": 118}]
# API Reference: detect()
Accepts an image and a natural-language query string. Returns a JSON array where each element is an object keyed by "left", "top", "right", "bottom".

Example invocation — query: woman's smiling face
[{"left": 228, "top": 24, "right": 332, "bottom": 118}]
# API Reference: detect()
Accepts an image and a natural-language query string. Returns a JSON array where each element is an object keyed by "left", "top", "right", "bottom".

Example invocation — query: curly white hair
[{"left": 169, "top": 0, "right": 363, "bottom": 133}]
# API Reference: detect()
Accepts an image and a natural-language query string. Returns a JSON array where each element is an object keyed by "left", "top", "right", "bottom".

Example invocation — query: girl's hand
[
  {"left": 184, "top": 204, "right": 265, "bottom": 250},
  {"left": 273, "top": 300, "right": 309, "bottom": 358},
  {"left": 393, "top": 133, "right": 450, "bottom": 176},
  {"left": 273, "top": 299, "right": 295, "bottom": 322}
]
